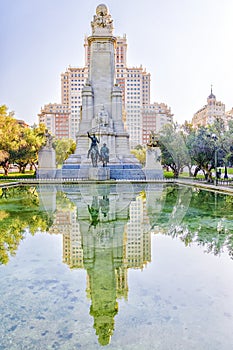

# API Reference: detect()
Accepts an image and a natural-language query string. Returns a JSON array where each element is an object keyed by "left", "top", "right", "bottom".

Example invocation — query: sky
[{"left": 1, "top": 0, "right": 233, "bottom": 126}]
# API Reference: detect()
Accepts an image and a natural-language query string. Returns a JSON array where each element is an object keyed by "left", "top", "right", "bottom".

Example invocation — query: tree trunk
[
  {"left": 206, "top": 170, "right": 213, "bottom": 183},
  {"left": 188, "top": 165, "right": 193, "bottom": 177},
  {"left": 4, "top": 166, "right": 8, "bottom": 176},
  {"left": 3, "top": 161, "right": 9, "bottom": 176},
  {"left": 171, "top": 166, "right": 179, "bottom": 178}
]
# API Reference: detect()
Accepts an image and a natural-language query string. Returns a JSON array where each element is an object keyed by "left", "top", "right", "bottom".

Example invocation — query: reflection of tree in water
[
  {"left": 0, "top": 186, "right": 53, "bottom": 265},
  {"left": 156, "top": 186, "right": 233, "bottom": 259},
  {"left": 0, "top": 187, "right": 8, "bottom": 198}
]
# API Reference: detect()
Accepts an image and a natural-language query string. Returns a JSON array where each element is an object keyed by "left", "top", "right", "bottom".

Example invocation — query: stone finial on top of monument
[
  {"left": 91, "top": 4, "right": 113, "bottom": 36},
  {"left": 144, "top": 131, "right": 163, "bottom": 180},
  {"left": 37, "top": 129, "right": 56, "bottom": 178},
  {"left": 44, "top": 129, "right": 54, "bottom": 149},
  {"left": 147, "top": 131, "right": 160, "bottom": 148}
]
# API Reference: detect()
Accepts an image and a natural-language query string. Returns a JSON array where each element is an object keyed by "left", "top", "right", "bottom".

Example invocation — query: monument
[
  {"left": 144, "top": 131, "right": 163, "bottom": 179},
  {"left": 37, "top": 130, "right": 56, "bottom": 178},
  {"left": 62, "top": 4, "right": 145, "bottom": 180}
]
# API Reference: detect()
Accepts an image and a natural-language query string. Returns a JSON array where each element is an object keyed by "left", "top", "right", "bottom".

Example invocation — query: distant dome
[
  {"left": 208, "top": 92, "right": 216, "bottom": 99},
  {"left": 208, "top": 86, "right": 216, "bottom": 99},
  {"left": 96, "top": 4, "right": 109, "bottom": 16}
]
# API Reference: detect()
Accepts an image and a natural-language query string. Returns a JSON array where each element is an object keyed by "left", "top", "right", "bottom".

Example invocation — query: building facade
[
  {"left": 38, "top": 103, "right": 71, "bottom": 139},
  {"left": 61, "top": 67, "right": 88, "bottom": 140},
  {"left": 225, "top": 107, "right": 233, "bottom": 127},
  {"left": 192, "top": 88, "right": 225, "bottom": 128},
  {"left": 142, "top": 102, "right": 173, "bottom": 145}
]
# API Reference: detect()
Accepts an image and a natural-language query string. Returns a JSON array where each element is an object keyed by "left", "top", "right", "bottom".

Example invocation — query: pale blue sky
[{"left": 1, "top": 0, "right": 233, "bottom": 125}]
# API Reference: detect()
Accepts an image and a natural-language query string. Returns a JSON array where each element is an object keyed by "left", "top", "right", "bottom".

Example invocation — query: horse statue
[
  {"left": 87, "top": 132, "right": 100, "bottom": 167},
  {"left": 89, "top": 147, "right": 99, "bottom": 167}
]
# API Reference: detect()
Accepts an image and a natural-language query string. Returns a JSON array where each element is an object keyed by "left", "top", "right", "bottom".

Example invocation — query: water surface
[{"left": 0, "top": 184, "right": 233, "bottom": 349}]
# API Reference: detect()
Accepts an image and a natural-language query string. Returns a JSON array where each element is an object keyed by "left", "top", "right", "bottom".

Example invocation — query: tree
[
  {"left": 54, "top": 138, "right": 76, "bottom": 166},
  {"left": 0, "top": 105, "right": 19, "bottom": 175},
  {"left": 131, "top": 145, "right": 146, "bottom": 166},
  {"left": 11, "top": 123, "right": 46, "bottom": 173},
  {"left": 186, "top": 126, "right": 216, "bottom": 181},
  {"left": 210, "top": 118, "right": 233, "bottom": 177},
  {"left": 0, "top": 105, "right": 46, "bottom": 174},
  {"left": 159, "top": 123, "right": 190, "bottom": 178}
]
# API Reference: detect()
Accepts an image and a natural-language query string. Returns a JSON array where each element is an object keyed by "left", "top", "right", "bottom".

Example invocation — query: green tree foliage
[
  {"left": 11, "top": 124, "right": 46, "bottom": 173},
  {"left": 209, "top": 117, "right": 233, "bottom": 172},
  {"left": 187, "top": 126, "right": 217, "bottom": 181},
  {"left": 131, "top": 145, "right": 146, "bottom": 166},
  {"left": 159, "top": 123, "right": 190, "bottom": 178},
  {"left": 54, "top": 138, "right": 76, "bottom": 166},
  {"left": 0, "top": 105, "right": 19, "bottom": 175},
  {"left": 0, "top": 105, "right": 46, "bottom": 174}
]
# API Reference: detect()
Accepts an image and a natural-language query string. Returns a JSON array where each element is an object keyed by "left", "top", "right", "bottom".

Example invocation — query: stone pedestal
[
  {"left": 89, "top": 167, "right": 110, "bottom": 180},
  {"left": 37, "top": 147, "right": 56, "bottom": 178},
  {"left": 144, "top": 147, "right": 163, "bottom": 180}
]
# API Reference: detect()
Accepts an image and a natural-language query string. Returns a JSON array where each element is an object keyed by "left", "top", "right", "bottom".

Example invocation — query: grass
[
  {"left": 163, "top": 171, "right": 175, "bottom": 178},
  {"left": 0, "top": 171, "right": 36, "bottom": 180},
  {"left": 220, "top": 167, "right": 233, "bottom": 175}
]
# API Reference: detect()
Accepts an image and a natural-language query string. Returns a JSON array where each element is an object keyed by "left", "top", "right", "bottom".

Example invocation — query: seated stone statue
[{"left": 96, "top": 105, "right": 110, "bottom": 127}]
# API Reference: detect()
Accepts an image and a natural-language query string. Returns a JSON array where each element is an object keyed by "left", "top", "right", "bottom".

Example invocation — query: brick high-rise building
[
  {"left": 142, "top": 103, "right": 173, "bottom": 145},
  {"left": 38, "top": 103, "right": 71, "bottom": 139}
]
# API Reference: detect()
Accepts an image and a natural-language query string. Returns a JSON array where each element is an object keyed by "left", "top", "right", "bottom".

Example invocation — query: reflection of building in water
[
  {"left": 48, "top": 184, "right": 159, "bottom": 346},
  {"left": 49, "top": 208, "right": 84, "bottom": 268},
  {"left": 125, "top": 195, "right": 151, "bottom": 269}
]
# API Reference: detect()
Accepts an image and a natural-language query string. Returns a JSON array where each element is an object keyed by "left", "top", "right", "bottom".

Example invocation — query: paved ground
[{"left": 176, "top": 178, "right": 233, "bottom": 195}]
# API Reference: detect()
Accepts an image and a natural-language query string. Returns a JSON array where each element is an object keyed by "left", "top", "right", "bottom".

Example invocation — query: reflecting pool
[{"left": 0, "top": 184, "right": 233, "bottom": 349}]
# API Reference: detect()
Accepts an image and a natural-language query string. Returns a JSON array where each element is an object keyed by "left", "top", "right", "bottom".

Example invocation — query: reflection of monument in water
[
  {"left": 46, "top": 183, "right": 164, "bottom": 345},
  {"left": 62, "top": 4, "right": 145, "bottom": 180}
]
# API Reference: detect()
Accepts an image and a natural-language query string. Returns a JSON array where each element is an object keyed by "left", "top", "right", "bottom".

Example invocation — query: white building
[{"left": 192, "top": 88, "right": 226, "bottom": 128}]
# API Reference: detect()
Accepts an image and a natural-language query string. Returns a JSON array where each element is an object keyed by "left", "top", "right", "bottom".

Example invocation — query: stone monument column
[{"left": 63, "top": 4, "right": 145, "bottom": 180}]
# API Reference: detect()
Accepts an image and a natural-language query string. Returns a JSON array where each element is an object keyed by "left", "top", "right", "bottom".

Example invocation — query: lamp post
[{"left": 212, "top": 133, "right": 218, "bottom": 186}]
